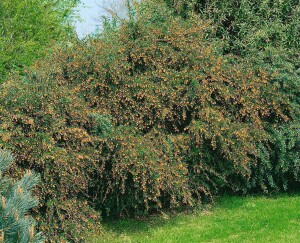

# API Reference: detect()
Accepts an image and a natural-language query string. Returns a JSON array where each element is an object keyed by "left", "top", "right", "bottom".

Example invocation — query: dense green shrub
[
  {"left": 7, "top": 0, "right": 288, "bottom": 217},
  {"left": 91, "top": 0, "right": 293, "bottom": 204},
  {"left": 169, "top": 0, "right": 300, "bottom": 103},
  {"left": 0, "top": 149, "right": 43, "bottom": 242}
]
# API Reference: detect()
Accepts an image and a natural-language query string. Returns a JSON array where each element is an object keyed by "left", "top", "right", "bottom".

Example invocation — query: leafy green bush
[
  {"left": 0, "top": 149, "right": 43, "bottom": 243},
  {"left": 1, "top": 0, "right": 293, "bottom": 216},
  {"left": 242, "top": 123, "right": 300, "bottom": 193}
]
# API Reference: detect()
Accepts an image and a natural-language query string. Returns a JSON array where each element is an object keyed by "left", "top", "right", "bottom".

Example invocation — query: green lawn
[{"left": 91, "top": 195, "right": 300, "bottom": 242}]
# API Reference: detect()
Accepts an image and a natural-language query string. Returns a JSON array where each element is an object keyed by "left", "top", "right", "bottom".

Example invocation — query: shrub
[
  {"left": 26, "top": 0, "right": 290, "bottom": 215},
  {"left": 0, "top": 149, "right": 43, "bottom": 243},
  {"left": 92, "top": 0, "right": 292, "bottom": 201}
]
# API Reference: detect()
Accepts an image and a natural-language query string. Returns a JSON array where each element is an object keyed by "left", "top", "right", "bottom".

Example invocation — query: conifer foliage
[{"left": 0, "top": 149, "right": 43, "bottom": 243}]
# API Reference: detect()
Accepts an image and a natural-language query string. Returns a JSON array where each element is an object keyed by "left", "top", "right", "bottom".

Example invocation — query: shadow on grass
[
  {"left": 102, "top": 211, "right": 185, "bottom": 235},
  {"left": 101, "top": 195, "right": 241, "bottom": 235}
]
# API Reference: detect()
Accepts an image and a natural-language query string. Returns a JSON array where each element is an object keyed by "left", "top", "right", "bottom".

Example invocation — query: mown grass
[{"left": 91, "top": 195, "right": 300, "bottom": 242}]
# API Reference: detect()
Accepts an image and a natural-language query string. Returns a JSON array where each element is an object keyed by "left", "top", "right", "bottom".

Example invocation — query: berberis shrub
[{"left": 0, "top": 0, "right": 298, "bottom": 241}]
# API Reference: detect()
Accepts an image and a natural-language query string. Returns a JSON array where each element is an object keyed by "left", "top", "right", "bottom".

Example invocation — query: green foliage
[
  {"left": 165, "top": 0, "right": 300, "bottom": 107},
  {"left": 244, "top": 123, "right": 300, "bottom": 193},
  {"left": 0, "top": 149, "right": 43, "bottom": 243},
  {"left": 0, "top": 0, "right": 78, "bottom": 82}
]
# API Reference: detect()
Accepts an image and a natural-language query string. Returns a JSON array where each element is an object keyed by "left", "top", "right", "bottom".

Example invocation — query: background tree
[{"left": 0, "top": 0, "right": 79, "bottom": 82}]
